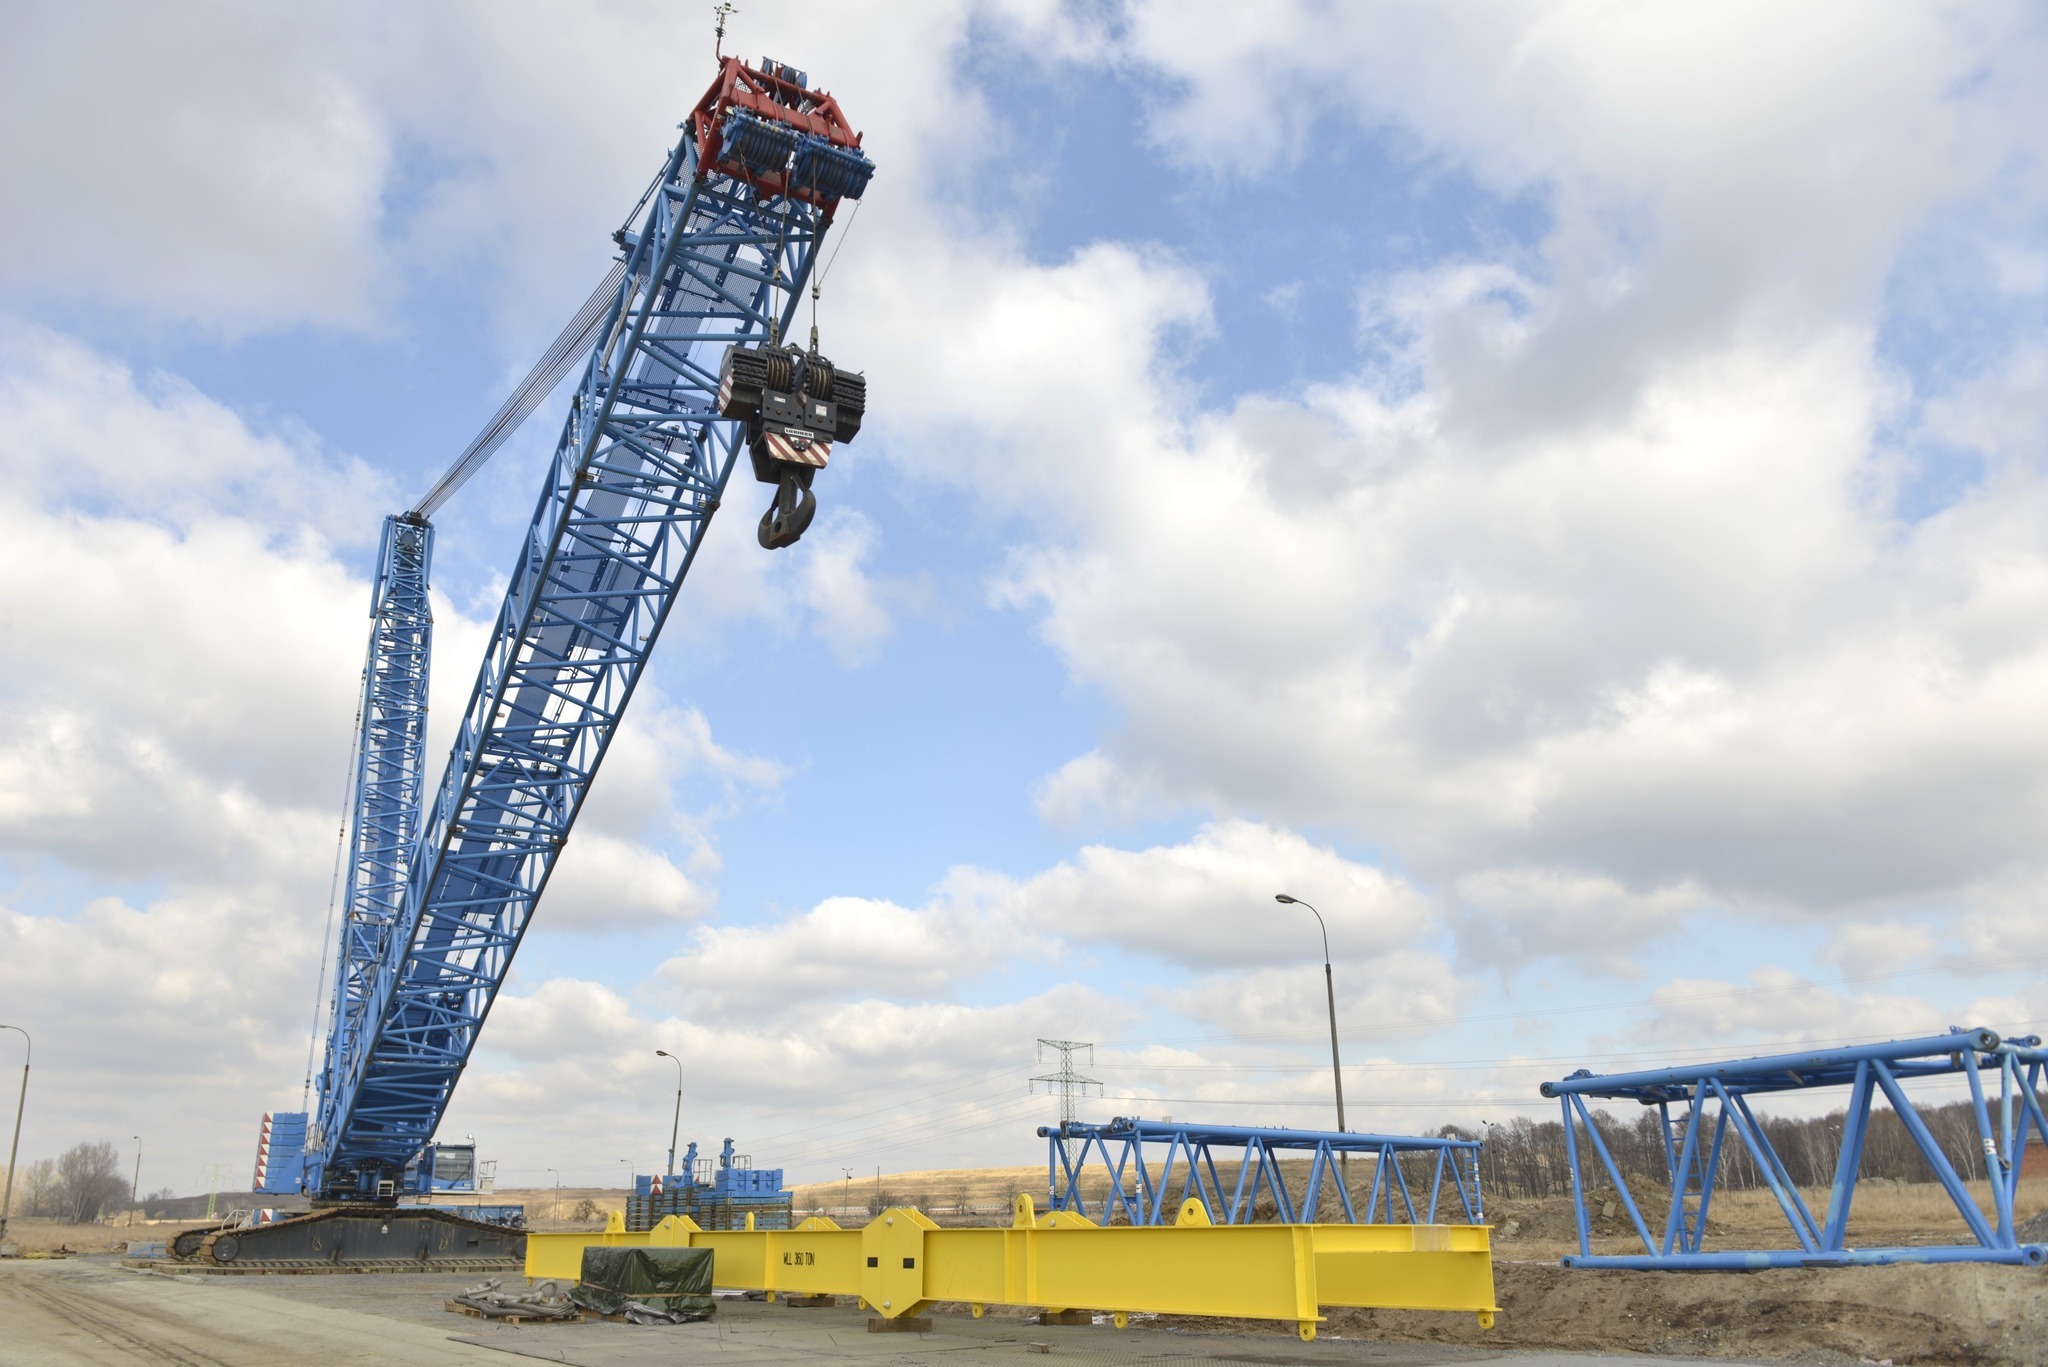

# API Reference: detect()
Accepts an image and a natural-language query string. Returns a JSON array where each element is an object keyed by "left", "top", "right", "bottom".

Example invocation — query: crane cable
[
  {"left": 410, "top": 258, "right": 634, "bottom": 519},
  {"left": 806, "top": 158, "right": 863, "bottom": 351},
  {"left": 301, "top": 690, "right": 367, "bottom": 1113}
]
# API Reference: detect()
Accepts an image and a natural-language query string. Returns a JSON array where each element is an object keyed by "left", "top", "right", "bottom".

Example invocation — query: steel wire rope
[
  {"left": 1082, "top": 1025, "right": 2048, "bottom": 1114},
  {"left": 1090, "top": 1093, "right": 1552, "bottom": 1111},
  {"left": 770, "top": 1102, "right": 1043, "bottom": 1175},
  {"left": 794, "top": 1101, "right": 1049, "bottom": 1174},
  {"left": 300, "top": 688, "right": 368, "bottom": 1113},
  {"left": 1084, "top": 1027, "right": 2034, "bottom": 1073},
  {"left": 507, "top": 1059, "right": 1031, "bottom": 1182},
  {"left": 771, "top": 1093, "right": 1048, "bottom": 1172},
  {"left": 720, "top": 1050, "right": 1029, "bottom": 1120},
  {"left": 740, "top": 1073, "right": 1044, "bottom": 1161},
  {"left": 717, "top": 1011, "right": 2048, "bottom": 1180},
  {"left": 412, "top": 259, "right": 633, "bottom": 519},
  {"left": 739, "top": 1065, "right": 1032, "bottom": 1152},
  {"left": 805, "top": 192, "right": 862, "bottom": 349}
]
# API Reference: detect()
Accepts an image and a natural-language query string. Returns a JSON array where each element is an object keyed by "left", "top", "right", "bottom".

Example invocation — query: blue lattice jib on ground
[
  {"left": 1543, "top": 1027, "right": 2048, "bottom": 1269},
  {"left": 1043, "top": 1117, "right": 1485, "bottom": 1228}
]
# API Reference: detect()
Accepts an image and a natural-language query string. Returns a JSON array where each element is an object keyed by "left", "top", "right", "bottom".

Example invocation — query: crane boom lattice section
[
  {"left": 310, "top": 61, "right": 868, "bottom": 1195},
  {"left": 327, "top": 514, "right": 435, "bottom": 1112}
]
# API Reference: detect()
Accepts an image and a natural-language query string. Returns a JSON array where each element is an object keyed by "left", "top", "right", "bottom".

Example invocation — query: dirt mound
[{"left": 1300, "top": 1260, "right": 2045, "bottom": 1366}]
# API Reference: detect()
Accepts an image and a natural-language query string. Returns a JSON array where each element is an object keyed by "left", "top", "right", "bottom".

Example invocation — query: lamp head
[
  {"left": 1274, "top": 894, "right": 1297, "bottom": 904},
  {"left": 656, "top": 1049, "right": 671, "bottom": 1058}
]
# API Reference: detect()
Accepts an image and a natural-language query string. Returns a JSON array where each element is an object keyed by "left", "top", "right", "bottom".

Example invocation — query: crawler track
[{"left": 166, "top": 1206, "right": 524, "bottom": 1270}]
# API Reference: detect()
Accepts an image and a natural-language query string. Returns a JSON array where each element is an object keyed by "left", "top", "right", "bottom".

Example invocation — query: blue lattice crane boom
[{"left": 216, "top": 55, "right": 873, "bottom": 1260}]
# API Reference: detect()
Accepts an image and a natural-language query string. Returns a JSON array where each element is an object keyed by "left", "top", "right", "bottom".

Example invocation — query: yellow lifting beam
[{"left": 526, "top": 1194, "right": 1497, "bottom": 1342}]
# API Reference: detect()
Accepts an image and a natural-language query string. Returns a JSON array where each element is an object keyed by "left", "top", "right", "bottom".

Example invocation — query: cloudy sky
[{"left": 1, "top": 1, "right": 2045, "bottom": 1199}]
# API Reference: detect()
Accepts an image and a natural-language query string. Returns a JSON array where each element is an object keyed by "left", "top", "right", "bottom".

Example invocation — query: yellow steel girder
[{"left": 525, "top": 1194, "right": 1497, "bottom": 1342}]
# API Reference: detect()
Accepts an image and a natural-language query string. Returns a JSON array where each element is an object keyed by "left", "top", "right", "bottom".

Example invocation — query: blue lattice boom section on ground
[
  {"left": 1542, "top": 1027, "right": 2048, "bottom": 1268},
  {"left": 1043, "top": 1117, "right": 1485, "bottom": 1227}
]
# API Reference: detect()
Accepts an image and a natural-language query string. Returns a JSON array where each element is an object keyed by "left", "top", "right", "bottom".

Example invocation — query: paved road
[{"left": 0, "top": 1257, "right": 1768, "bottom": 1366}]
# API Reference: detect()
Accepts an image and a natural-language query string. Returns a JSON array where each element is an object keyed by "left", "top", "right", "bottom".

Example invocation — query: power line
[{"left": 1098, "top": 953, "right": 2048, "bottom": 1053}]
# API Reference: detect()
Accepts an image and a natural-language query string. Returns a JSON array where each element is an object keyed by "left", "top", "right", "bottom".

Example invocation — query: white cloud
[
  {"left": 1450, "top": 867, "right": 1716, "bottom": 977},
  {"left": 0, "top": 326, "right": 386, "bottom": 877},
  {"left": 653, "top": 821, "right": 1448, "bottom": 1044},
  {"left": 658, "top": 892, "right": 1048, "bottom": 1020},
  {"left": 1004, "top": 820, "right": 1431, "bottom": 970},
  {"left": 796, "top": 512, "right": 911, "bottom": 667},
  {"left": 796, "top": 8, "right": 2048, "bottom": 978},
  {"left": 460, "top": 978, "right": 1136, "bottom": 1178},
  {"left": 1166, "top": 949, "right": 1468, "bottom": 1047},
  {"left": 1635, "top": 968, "right": 1971, "bottom": 1046},
  {"left": 1821, "top": 920, "right": 1943, "bottom": 980},
  {"left": 0, "top": 5, "right": 392, "bottom": 332},
  {"left": 540, "top": 833, "right": 712, "bottom": 932}
]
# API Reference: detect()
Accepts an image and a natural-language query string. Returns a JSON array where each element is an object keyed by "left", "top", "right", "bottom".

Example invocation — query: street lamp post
[
  {"left": 0, "top": 1025, "right": 29, "bottom": 1248},
  {"left": 1275, "top": 896, "right": 1347, "bottom": 1177},
  {"left": 547, "top": 1167, "right": 560, "bottom": 1222},
  {"left": 655, "top": 1050, "right": 683, "bottom": 1178},
  {"left": 842, "top": 1167, "right": 854, "bottom": 1220},
  {"left": 131, "top": 1136, "right": 141, "bottom": 1226}
]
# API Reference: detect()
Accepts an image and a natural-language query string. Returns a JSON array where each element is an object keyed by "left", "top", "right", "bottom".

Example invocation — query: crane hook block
[{"left": 717, "top": 342, "right": 866, "bottom": 550}]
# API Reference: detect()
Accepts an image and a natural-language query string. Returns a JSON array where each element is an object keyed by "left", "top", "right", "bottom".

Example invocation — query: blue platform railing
[
  {"left": 1041, "top": 1117, "right": 1484, "bottom": 1227},
  {"left": 1541, "top": 1027, "right": 2048, "bottom": 1269}
]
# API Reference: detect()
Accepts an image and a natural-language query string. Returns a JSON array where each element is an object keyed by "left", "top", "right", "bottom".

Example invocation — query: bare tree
[
  {"left": 22, "top": 1158, "right": 59, "bottom": 1218},
  {"left": 56, "top": 1141, "right": 128, "bottom": 1223}
]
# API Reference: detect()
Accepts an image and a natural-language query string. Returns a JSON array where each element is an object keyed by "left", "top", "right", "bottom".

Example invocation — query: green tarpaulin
[{"left": 572, "top": 1245, "right": 716, "bottom": 1321}]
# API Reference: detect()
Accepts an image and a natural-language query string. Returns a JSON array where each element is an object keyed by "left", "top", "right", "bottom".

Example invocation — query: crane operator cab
[{"left": 716, "top": 342, "right": 866, "bottom": 549}]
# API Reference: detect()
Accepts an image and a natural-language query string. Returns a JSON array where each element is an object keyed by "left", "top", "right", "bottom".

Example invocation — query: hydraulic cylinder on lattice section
[
  {"left": 1043, "top": 1117, "right": 1484, "bottom": 1228},
  {"left": 527, "top": 1195, "right": 1497, "bottom": 1342},
  {"left": 1542, "top": 1027, "right": 2048, "bottom": 1269}
]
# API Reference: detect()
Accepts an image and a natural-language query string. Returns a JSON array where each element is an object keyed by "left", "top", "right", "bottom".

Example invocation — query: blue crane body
[{"left": 228, "top": 55, "right": 872, "bottom": 1243}]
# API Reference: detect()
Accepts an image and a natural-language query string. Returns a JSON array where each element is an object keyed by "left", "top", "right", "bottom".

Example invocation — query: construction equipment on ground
[
  {"left": 526, "top": 1194, "right": 1498, "bottom": 1342},
  {"left": 1543, "top": 1027, "right": 2047, "bottom": 1269},
  {"left": 627, "top": 1138, "right": 794, "bottom": 1231},
  {"left": 1042, "top": 1117, "right": 1484, "bottom": 1227},
  {"left": 163, "top": 50, "right": 874, "bottom": 1269}
]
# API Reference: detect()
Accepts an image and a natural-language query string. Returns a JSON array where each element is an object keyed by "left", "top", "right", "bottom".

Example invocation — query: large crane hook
[{"left": 715, "top": 341, "right": 866, "bottom": 549}]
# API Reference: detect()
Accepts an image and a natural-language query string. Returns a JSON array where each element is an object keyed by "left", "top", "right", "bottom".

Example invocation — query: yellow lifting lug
[
  {"left": 1011, "top": 1192, "right": 1036, "bottom": 1228},
  {"left": 1113, "top": 1311, "right": 1130, "bottom": 1329},
  {"left": 1477, "top": 1309, "right": 1497, "bottom": 1330},
  {"left": 1299, "top": 1321, "right": 1318, "bottom": 1342},
  {"left": 970, "top": 1303, "right": 986, "bottom": 1319}
]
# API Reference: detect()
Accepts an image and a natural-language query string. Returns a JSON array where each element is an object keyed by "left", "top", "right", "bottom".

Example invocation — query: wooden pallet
[{"left": 443, "top": 1299, "right": 585, "bottom": 1325}]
